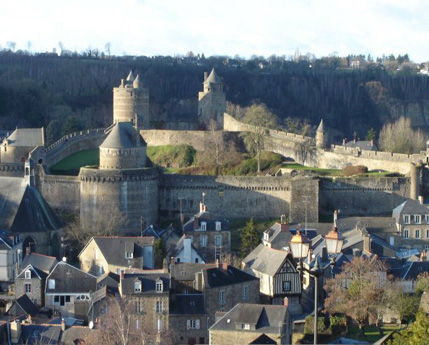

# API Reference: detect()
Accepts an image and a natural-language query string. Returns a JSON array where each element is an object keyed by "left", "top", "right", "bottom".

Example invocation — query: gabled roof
[
  {"left": 46, "top": 262, "right": 97, "bottom": 294},
  {"left": 6, "top": 128, "right": 43, "bottom": 147},
  {"left": 61, "top": 326, "right": 102, "bottom": 345},
  {"left": 243, "top": 244, "right": 293, "bottom": 276},
  {"left": 16, "top": 264, "right": 47, "bottom": 280},
  {"left": 21, "top": 253, "right": 58, "bottom": 275},
  {"left": 21, "top": 324, "right": 62, "bottom": 344},
  {"left": 170, "top": 262, "right": 217, "bottom": 281},
  {"left": 183, "top": 209, "right": 229, "bottom": 232},
  {"left": 249, "top": 333, "right": 276, "bottom": 344},
  {"left": 169, "top": 234, "right": 202, "bottom": 259},
  {"left": 204, "top": 68, "right": 221, "bottom": 84},
  {"left": 393, "top": 261, "right": 429, "bottom": 281},
  {"left": 169, "top": 294, "right": 205, "bottom": 315},
  {"left": 210, "top": 303, "right": 288, "bottom": 334},
  {"left": 121, "top": 273, "right": 169, "bottom": 295},
  {"left": 203, "top": 264, "right": 258, "bottom": 288},
  {"left": 7, "top": 294, "right": 38, "bottom": 316},
  {"left": 100, "top": 122, "right": 146, "bottom": 149},
  {"left": 392, "top": 199, "right": 429, "bottom": 220}
]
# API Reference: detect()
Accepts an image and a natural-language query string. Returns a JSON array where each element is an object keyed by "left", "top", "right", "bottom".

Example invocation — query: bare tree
[
  {"left": 105, "top": 42, "right": 111, "bottom": 58},
  {"left": 242, "top": 103, "right": 278, "bottom": 173},
  {"left": 379, "top": 116, "right": 426, "bottom": 154},
  {"left": 6, "top": 41, "right": 16, "bottom": 52}
]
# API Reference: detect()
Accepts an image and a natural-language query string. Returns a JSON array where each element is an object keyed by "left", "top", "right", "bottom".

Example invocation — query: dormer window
[
  {"left": 134, "top": 281, "right": 142, "bottom": 292},
  {"left": 241, "top": 323, "right": 250, "bottom": 330},
  {"left": 125, "top": 252, "right": 133, "bottom": 259},
  {"left": 48, "top": 279, "right": 55, "bottom": 289},
  {"left": 25, "top": 270, "right": 31, "bottom": 279},
  {"left": 215, "top": 221, "right": 221, "bottom": 231},
  {"left": 156, "top": 280, "right": 163, "bottom": 292},
  {"left": 201, "top": 222, "right": 207, "bottom": 231},
  {"left": 263, "top": 232, "right": 269, "bottom": 241}
]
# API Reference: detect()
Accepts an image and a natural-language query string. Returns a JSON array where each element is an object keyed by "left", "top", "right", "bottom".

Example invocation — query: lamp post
[{"left": 289, "top": 227, "right": 344, "bottom": 345}]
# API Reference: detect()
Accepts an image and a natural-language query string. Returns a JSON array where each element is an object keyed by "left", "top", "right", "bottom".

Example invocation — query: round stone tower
[
  {"left": 316, "top": 119, "right": 326, "bottom": 149},
  {"left": 80, "top": 122, "right": 158, "bottom": 233},
  {"left": 198, "top": 68, "right": 226, "bottom": 130},
  {"left": 113, "top": 71, "right": 150, "bottom": 128}
]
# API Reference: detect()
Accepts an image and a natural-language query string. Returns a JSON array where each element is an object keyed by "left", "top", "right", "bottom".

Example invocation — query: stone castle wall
[
  {"left": 113, "top": 86, "right": 150, "bottom": 128},
  {"left": 0, "top": 163, "right": 24, "bottom": 177}
]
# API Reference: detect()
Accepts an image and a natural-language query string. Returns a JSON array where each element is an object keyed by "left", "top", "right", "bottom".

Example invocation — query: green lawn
[
  {"left": 347, "top": 324, "right": 401, "bottom": 342},
  {"left": 282, "top": 163, "right": 342, "bottom": 176},
  {"left": 50, "top": 149, "right": 99, "bottom": 175}
]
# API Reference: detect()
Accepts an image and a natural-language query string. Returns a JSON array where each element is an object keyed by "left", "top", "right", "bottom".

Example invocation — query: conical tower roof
[
  {"left": 100, "top": 122, "right": 146, "bottom": 149},
  {"left": 126, "top": 71, "right": 135, "bottom": 82},
  {"left": 204, "top": 68, "right": 221, "bottom": 84},
  {"left": 317, "top": 119, "right": 325, "bottom": 133}
]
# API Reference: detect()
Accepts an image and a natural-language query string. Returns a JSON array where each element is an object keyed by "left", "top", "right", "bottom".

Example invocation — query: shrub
[
  {"left": 329, "top": 315, "right": 347, "bottom": 335},
  {"left": 304, "top": 315, "right": 328, "bottom": 335},
  {"left": 342, "top": 165, "right": 368, "bottom": 176}
]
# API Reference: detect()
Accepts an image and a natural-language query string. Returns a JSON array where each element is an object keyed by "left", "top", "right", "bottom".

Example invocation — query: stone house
[
  {"left": 0, "top": 232, "right": 22, "bottom": 282},
  {"left": 1, "top": 128, "right": 44, "bottom": 163},
  {"left": 78, "top": 236, "right": 155, "bottom": 276},
  {"left": 21, "top": 252, "right": 57, "bottom": 275},
  {"left": 169, "top": 294, "right": 207, "bottom": 345},
  {"left": 170, "top": 262, "right": 216, "bottom": 294},
  {"left": 183, "top": 202, "right": 230, "bottom": 263},
  {"left": 242, "top": 244, "right": 302, "bottom": 314},
  {"left": 170, "top": 235, "right": 204, "bottom": 264},
  {"left": 209, "top": 303, "right": 291, "bottom": 345},
  {"left": 45, "top": 261, "right": 105, "bottom": 320},
  {"left": 195, "top": 262, "right": 260, "bottom": 327},
  {"left": 119, "top": 272, "right": 170, "bottom": 334},
  {"left": 392, "top": 198, "right": 429, "bottom": 249},
  {"left": 15, "top": 264, "right": 47, "bottom": 307}
]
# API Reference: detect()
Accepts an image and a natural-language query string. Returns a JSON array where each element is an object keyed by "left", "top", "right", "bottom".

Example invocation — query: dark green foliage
[
  {"left": 239, "top": 218, "right": 260, "bottom": 257},
  {"left": 147, "top": 145, "right": 196, "bottom": 168},
  {"left": 154, "top": 238, "right": 166, "bottom": 268},
  {"left": 388, "top": 311, "right": 429, "bottom": 345},
  {"left": 304, "top": 315, "right": 328, "bottom": 335},
  {"left": 366, "top": 128, "right": 376, "bottom": 141},
  {"left": 329, "top": 315, "right": 347, "bottom": 335}
]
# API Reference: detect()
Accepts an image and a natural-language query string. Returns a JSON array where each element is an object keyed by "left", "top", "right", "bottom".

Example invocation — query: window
[
  {"left": 157, "top": 319, "right": 163, "bottom": 333},
  {"left": 156, "top": 280, "right": 163, "bottom": 292},
  {"left": 48, "top": 279, "right": 55, "bottom": 289},
  {"left": 215, "top": 221, "right": 221, "bottom": 231},
  {"left": 135, "top": 301, "right": 142, "bottom": 313},
  {"left": 219, "top": 290, "right": 225, "bottom": 305},
  {"left": 25, "top": 284, "right": 31, "bottom": 293},
  {"left": 426, "top": 230, "right": 429, "bottom": 238},
  {"left": 65, "top": 296, "right": 70, "bottom": 303},
  {"left": 201, "top": 222, "right": 207, "bottom": 231},
  {"left": 404, "top": 229, "right": 409, "bottom": 239},
  {"left": 425, "top": 215, "right": 429, "bottom": 224},
  {"left": 215, "top": 236, "right": 222, "bottom": 247},
  {"left": 54, "top": 296, "right": 59, "bottom": 303},
  {"left": 416, "top": 215, "right": 421, "bottom": 224},
  {"left": 283, "top": 281, "right": 291, "bottom": 292},
  {"left": 416, "top": 230, "right": 421, "bottom": 239},
  {"left": 187, "top": 319, "right": 200, "bottom": 329},
  {"left": 242, "top": 286, "right": 248, "bottom": 300},
  {"left": 125, "top": 252, "right": 133, "bottom": 259},
  {"left": 200, "top": 235, "right": 208, "bottom": 248},
  {"left": 25, "top": 270, "right": 31, "bottom": 279},
  {"left": 241, "top": 323, "right": 250, "bottom": 330},
  {"left": 134, "top": 281, "right": 142, "bottom": 292},
  {"left": 156, "top": 301, "right": 163, "bottom": 313},
  {"left": 404, "top": 215, "right": 410, "bottom": 224}
]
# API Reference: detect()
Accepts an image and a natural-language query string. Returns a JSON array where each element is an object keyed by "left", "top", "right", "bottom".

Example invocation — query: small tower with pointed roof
[
  {"left": 316, "top": 119, "right": 327, "bottom": 149},
  {"left": 198, "top": 68, "right": 226, "bottom": 130},
  {"left": 113, "top": 71, "right": 149, "bottom": 128}
]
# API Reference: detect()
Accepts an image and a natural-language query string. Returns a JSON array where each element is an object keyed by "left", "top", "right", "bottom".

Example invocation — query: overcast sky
[{"left": 1, "top": 0, "right": 429, "bottom": 62}]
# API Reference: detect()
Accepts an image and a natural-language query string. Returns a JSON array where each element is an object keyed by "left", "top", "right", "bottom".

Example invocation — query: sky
[{"left": 1, "top": 0, "right": 429, "bottom": 62}]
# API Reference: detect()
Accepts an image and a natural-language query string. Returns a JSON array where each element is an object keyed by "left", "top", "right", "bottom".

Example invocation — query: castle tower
[
  {"left": 316, "top": 119, "right": 326, "bottom": 149},
  {"left": 113, "top": 72, "right": 150, "bottom": 128},
  {"left": 198, "top": 68, "right": 226, "bottom": 130},
  {"left": 80, "top": 121, "right": 158, "bottom": 233}
]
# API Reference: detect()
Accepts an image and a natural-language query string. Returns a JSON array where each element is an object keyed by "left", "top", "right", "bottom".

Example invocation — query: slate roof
[
  {"left": 16, "top": 264, "right": 47, "bottom": 280},
  {"left": 392, "top": 199, "right": 429, "bottom": 222},
  {"left": 210, "top": 303, "right": 288, "bottom": 334},
  {"left": 170, "top": 262, "right": 217, "bottom": 281},
  {"left": 7, "top": 294, "right": 38, "bottom": 317},
  {"left": 61, "top": 326, "right": 101, "bottom": 345},
  {"left": 97, "top": 272, "right": 120, "bottom": 294},
  {"left": 21, "top": 253, "right": 58, "bottom": 274},
  {"left": 335, "top": 217, "right": 397, "bottom": 235},
  {"left": 169, "top": 234, "right": 202, "bottom": 259},
  {"left": 121, "top": 273, "right": 169, "bottom": 295},
  {"left": 20, "top": 324, "right": 62, "bottom": 345},
  {"left": 100, "top": 122, "right": 146, "bottom": 149},
  {"left": 204, "top": 68, "right": 221, "bottom": 84},
  {"left": 79, "top": 236, "right": 154, "bottom": 269},
  {"left": 203, "top": 264, "right": 259, "bottom": 288},
  {"left": 183, "top": 209, "right": 230, "bottom": 232},
  {"left": 6, "top": 128, "right": 43, "bottom": 147},
  {"left": 169, "top": 294, "right": 205, "bottom": 315},
  {"left": 392, "top": 261, "right": 429, "bottom": 281},
  {"left": 46, "top": 262, "right": 97, "bottom": 294},
  {"left": 249, "top": 333, "right": 277, "bottom": 344},
  {"left": 243, "top": 244, "right": 291, "bottom": 276}
]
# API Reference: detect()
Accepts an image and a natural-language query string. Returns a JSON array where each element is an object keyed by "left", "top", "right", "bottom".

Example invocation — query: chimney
[
  {"left": 321, "top": 247, "right": 328, "bottom": 262},
  {"left": 170, "top": 256, "right": 175, "bottom": 266},
  {"left": 222, "top": 262, "right": 228, "bottom": 271},
  {"left": 121, "top": 79, "right": 125, "bottom": 87},
  {"left": 333, "top": 210, "right": 338, "bottom": 226},
  {"left": 283, "top": 297, "right": 289, "bottom": 309},
  {"left": 199, "top": 202, "right": 205, "bottom": 213},
  {"left": 342, "top": 138, "right": 346, "bottom": 145},
  {"left": 370, "top": 139, "right": 374, "bottom": 147},
  {"left": 184, "top": 236, "right": 192, "bottom": 263},
  {"left": 419, "top": 196, "right": 424, "bottom": 205},
  {"left": 363, "top": 235, "right": 371, "bottom": 253},
  {"left": 421, "top": 251, "right": 427, "bottom": 262},
  {"left": 162, "top": 258, "right": 168, "bottom": 273},
  {"left": 10, "top": 320, "right": 22, "bottom": 344},
  {"left": 216, "top": 259, "right": 220, "bottom": 268},
  {"left": 308, "top": 249, "right": 313, "bottom": 263},
  {"left": 204, "top": 72, "right": 208, "bottom": 81},
  {"left": 61, "top": 318, "right": 66, "bottom": 332}
]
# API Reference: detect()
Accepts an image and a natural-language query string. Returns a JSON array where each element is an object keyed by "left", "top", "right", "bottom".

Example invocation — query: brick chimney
[
  {"left": 421, "top": 250, "right": 427, "bottom": 262},
  {"left": 283, "top": 297, "right": 289, "bottom": 309},
  {"left": 216, "top": 259, "right": 220, "bottom": 268},
  {"left": 419, "top": 196, "right": 424, "bottom": 205}
]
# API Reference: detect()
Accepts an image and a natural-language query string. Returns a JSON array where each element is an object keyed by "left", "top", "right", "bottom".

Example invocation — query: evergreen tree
[
  {"left": 389, "top": 311, "right": 429, "bottom": 345},
  {"left": 240, "top": 218, "right": 259, "bottom": 257},
  {"left": 154, "top": 238, "right": 166, "bottom": 268}
]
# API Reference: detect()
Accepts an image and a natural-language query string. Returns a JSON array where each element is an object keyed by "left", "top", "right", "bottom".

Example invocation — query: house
[
  {"left": 6, "top": 293, "right": 38, "bottom": 317},
  {"left": 208, "top": 303, "right": 291, "bottom": 345},
  {"left": 183, "top": 202, "right": 230, "bottom": 262},
  {"left": 169, "top": 234, "right": 204, "bottom": 264},
  {"left": 21, "top": 252, "right": 58, "bottom": 275},
  {"left": 343, "top": 138, "right": 377, "bottom": 151},
  {"left": 392, "top": 198, "right": 429, "bottom": 249},
  {"left": 78, "top": 236, "right": 155, "bottom": 276},
  {"left": 170, "top": 262, "right": 216, "bottom": 294},
  {"left": 118, "top": 271, "right": 170, "bottom": 334},
  {"left": 45, "top": 261, "right": 105, "bottom": 320},
  {"left": 0, "top": 231, "right": 22, "bottom": 282},
  {"left": 390, "top": 260, "right": 429, "bottom": 293},
  {"left": 1, "top": 127, "right": 44, "bottom": 163},
  {"left": 15, "top": 264, "right": 47, "bottom": 307},
  {"left": 242, "top": 244, "right": 302, "bottom": 314},
  {"left": 169, "top": 294, "right": 207, "bottom": 345},
  {"left": 195, "top": 262, "right": 260, "bottom": 327},
  {"left": 142, "top": 223, "right": 181, "bottom": 252}
]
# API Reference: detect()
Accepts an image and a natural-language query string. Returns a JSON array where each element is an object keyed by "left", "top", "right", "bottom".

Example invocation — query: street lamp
[{"left": 289, "top": 227, "right": 344, "bottom": 345}]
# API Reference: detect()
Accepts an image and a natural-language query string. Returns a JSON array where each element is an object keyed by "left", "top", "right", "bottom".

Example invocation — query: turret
[
  {"left": 113, "top": 72, "right": 150, "bottom": 128},
  {"left": 316, "top": 119, "right": 326, "bottom": 149}
]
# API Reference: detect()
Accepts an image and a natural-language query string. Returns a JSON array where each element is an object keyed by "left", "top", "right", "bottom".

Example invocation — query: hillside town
[{"left": 0, "top": 68, "right": 428, "bottom": 345}]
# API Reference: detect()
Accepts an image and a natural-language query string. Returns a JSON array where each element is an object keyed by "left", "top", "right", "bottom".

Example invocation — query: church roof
[
  {"left": 6, "top": 128, "right": 44, "bottom": 147},
  {"left": 204, "top": 68, "right": 221, "bottom": 84},
  {"left": 100, "top": 122, "right": 146, "bottom": 149}
]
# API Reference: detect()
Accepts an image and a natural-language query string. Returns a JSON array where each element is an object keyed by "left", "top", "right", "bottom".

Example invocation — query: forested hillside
[{"left": 1, "top": 50, "right": 429, "bottom": 143}]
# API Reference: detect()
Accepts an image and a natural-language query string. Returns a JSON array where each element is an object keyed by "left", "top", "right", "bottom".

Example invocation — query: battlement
[{"left": 80, "top": 167, "right": 158, "bottom": 183}]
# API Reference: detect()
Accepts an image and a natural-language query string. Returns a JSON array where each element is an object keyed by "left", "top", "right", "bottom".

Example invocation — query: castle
[{"left": 0, "top": 69, "right": 428, "bottom": 239}]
